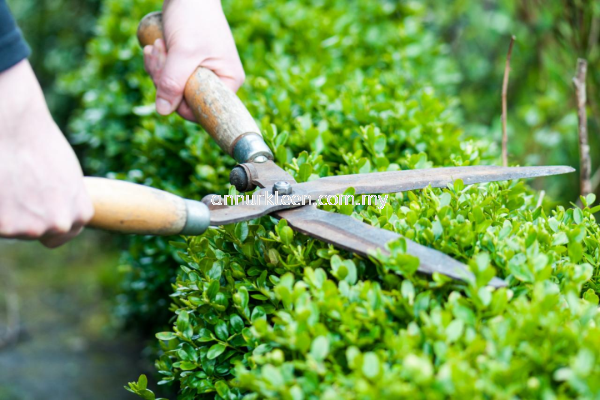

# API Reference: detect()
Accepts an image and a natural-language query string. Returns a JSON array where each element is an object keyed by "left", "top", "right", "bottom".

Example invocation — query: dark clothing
[{"left": 0, "top": 0, "right": 30, "bottom": 72}]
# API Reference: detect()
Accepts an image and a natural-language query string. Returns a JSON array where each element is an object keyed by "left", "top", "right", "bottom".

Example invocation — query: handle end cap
[{"left": 181, "top": 200, "right": 210, "bottom": 235}]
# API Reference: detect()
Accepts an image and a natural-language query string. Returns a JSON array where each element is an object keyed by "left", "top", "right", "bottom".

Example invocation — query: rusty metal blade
[
  {"left": 274, "top": 205, "right": 507, "bottom": 288},
  {"left": 295, "top": 165, "right": 575, "bottom": 197}
]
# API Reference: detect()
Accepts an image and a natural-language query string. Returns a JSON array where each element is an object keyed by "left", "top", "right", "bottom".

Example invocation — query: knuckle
[
  {"left": 158, "top": 76, "right": 184, "bottom": 96},
  {"left": 26, "top": 224, "right": 46, "bottom": 238},
  {"left": 0, "top": 224, "right": 16, "bottom": 237},
  {"left": 46, "top": 218, "right": 73, "bottom": 235},
  {"left": 75, "top": 209, "right": 94, "bottom": 226},
  {"left": 173, "top": 43, "right": 201, "bottom": 57},
  {"left": 77, "top": 196, "right": 95, "bottom": 224}
]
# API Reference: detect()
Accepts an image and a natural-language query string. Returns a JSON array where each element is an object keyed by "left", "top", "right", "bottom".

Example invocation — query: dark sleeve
[{"left": 0, "top": 0, "right": 30, "bottom": 72}]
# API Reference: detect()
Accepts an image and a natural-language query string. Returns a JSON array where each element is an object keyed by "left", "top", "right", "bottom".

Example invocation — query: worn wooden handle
[
  {"left": 84, "top": 177, "right": 209, "bottom": 236},
  {"left": 137, "top": 11, "right": 271, "bottom": 163}
]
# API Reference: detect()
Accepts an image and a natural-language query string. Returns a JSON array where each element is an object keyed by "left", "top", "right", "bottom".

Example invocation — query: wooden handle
[
  {"left": 137, "top": 11, "right": 271, "bottom": 163},
  {"left": 84, "top": 177, "right": 209, "bottom": 236}
]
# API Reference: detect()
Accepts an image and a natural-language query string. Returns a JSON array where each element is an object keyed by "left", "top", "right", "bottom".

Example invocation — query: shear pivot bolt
[
  {"left": 230, "top": 166, "right": 253, "bottom": 192},
  {"left": 253, "top": 155, "right": 268, "bottom": 163},
  {"left": 273, "top": 181, "right": 292, "bottom": 195}
]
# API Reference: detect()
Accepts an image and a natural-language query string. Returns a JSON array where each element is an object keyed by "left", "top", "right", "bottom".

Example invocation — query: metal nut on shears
[{"left": 273, "top": 181, "right": 292, "bottom": 195}]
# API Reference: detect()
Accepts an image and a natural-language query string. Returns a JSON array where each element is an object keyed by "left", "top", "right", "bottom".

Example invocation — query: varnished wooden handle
[
  {"left": 137, "top": 11, "right": 271, "bottom": 163},
  {"left": 84, "top": 177, "right": 209, "bottom": 236}
]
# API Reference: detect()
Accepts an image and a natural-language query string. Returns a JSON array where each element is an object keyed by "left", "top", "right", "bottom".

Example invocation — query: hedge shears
[{"left": 83, "top": 12, "right": 574, "bottom": 287}]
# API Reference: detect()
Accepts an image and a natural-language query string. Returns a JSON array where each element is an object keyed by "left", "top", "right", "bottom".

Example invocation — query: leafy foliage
[{"left": 63, "top": 0, "right": 600, "bottom": 398}]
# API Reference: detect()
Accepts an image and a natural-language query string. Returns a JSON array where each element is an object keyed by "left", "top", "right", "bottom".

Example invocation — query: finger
[
  {"left": 201, "top": 57, "right": 246, "bottom": 93},
  {"left": 143, "top": 45, "right": 154, "bottom": 75},
  {"left": 76, "top": 190, "right": 95, "bottom": 226},
  {"left": 176, "top": 100, "right": 196, "bottom": 122},
  {"left": 40, "top": 224, "right": 84, "bottom": 249},
  {"left": 219, "top": 76, "right": 243, "bottom": 93},
  {"left": 152, "top": 39, "right": 167, "bottom": 70},
  {"left": 155, "top": 42, "right": 203, "bottom": 116}
]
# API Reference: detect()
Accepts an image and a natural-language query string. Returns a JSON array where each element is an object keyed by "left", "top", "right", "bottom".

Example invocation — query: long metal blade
[
  {"left": 295, "top": 165, "right": 575, "bottom": 197},
  {"left": 274, "top": 205, "right": 506, "bottom": 288},
  {"left": 209, "top": 165, "right": 574, "bottom": 225}
]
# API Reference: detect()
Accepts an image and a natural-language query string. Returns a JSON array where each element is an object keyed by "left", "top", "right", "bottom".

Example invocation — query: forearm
[{"left": 0, "top": 59, "right": 51, "bottom": 141}]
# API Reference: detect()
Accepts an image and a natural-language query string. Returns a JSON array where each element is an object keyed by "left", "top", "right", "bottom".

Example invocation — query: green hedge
[{"left": 64, "top": 0, "right": 600, "bottom": 398}]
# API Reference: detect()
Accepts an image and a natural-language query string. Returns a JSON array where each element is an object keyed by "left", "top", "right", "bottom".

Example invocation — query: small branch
[
  {"left": 573, "top": 58, "right": 591, "bottom": 196},
  {"left": 501, "top": 36, "right": 516, "bottom": 167},
  {"left": 536, "top": 190, "right": 545, "bottom": 209}
]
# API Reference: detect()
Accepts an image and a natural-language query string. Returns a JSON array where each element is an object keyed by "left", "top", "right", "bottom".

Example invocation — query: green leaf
[
  {"left": 207, "top": 280, "right": 220, "bottom": 300},
  {"left": 235, "top": 222, "right": 249, "bottom": 242},
  {"left": 439, "top": 192, "right": 452, "bottom": 207},
  {"left": 310, "top": 336, "right": 329, "bottom": 361},
  {"left": 237, "top": 286, "right": 249, "bottom": 309},
  {"left": 362, "top": 352, "right": 380, "bottom": 379},
  {"left": 401, "top": 280, "right": 415, "bottom": 304},
  {"left": 280, "top": 226, "right": 294, "bottom": 246},
  {"left": 453, "top": 179, "right": 464, "bottom": 192},
  {"left": 262, "top": 364, "right": 284, "bottom": 387},
  {"left": 573, "top": 208, "right": 583, "bottom": 224},
  {"left": 298, "top": 163, "right": 313, "bottom": 182},
  {"left": 207, "top": 344, "right": 226, "bottom": 360},
  {"left": 215, "top": 320, "right": 229, "bottom": 341},
  {"left": 446, "top": 319, "right": 464, "bottom": 342},
  {"left": 179, "top": 361, "right": 196, "bottom": 371},
  {"left": 230, "top": 314, "right": 245, "bottom": 333},
  {"left": 569, "top": 242, "right": 583, "bottom": 263},
  {"left": 215, "top": 380, "right": 231, "bottom": 397},
  {"left": 137, "top": 374, "right": 148, "bottom": 391},
  {"left": 331, "top": 256, "right": 357, "bottom": 285},
  {"left": 251, "top": 306, "right": 267, "bottom": 322},
  {"left": 137, "top": 389, "right": 155, "bottom": 400},
  {"left": 155, "top": 332, "right": 176, "bottom": 341},
  {"left": 583, "top": 289, "right": 599, "bottom": 305},
  {"left": 176, "top": 311, "right": 190, "bottom": 333},
  {"left": 585, "top": 193, "right": 596, "bottom": 206}
]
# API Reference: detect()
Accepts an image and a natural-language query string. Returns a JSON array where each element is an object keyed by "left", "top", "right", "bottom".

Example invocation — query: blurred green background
[{"left": 0, "top": 0, "right": 597, "bottom": 398}]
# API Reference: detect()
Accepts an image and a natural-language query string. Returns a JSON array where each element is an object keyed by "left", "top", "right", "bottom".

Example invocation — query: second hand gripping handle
[{"left": 137, "top": 11, "right": 272, "bottom": 163}]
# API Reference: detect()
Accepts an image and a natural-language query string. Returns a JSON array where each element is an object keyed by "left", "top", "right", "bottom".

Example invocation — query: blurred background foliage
[
  {"left": 2, "top": 0, "right": 599, "bottom": 397},
  {"left": 426, "top": 0, "right": 600, "bottom": 198},
  {"left": 7, "top": 0, "right": 101, "bottom": 128}
]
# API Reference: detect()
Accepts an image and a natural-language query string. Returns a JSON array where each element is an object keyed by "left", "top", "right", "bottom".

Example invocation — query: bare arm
[{"left": 0, "top": 60, "right": 93, "bottom": 247}]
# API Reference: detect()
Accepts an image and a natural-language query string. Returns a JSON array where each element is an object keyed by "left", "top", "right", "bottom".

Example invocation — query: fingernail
[{"left": 156, "top": 97, "right": 171, "bottom": 115}]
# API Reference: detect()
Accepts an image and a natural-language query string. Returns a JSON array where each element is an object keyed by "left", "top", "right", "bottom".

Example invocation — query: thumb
[{"left": 155, "top": 46, "right": 201, "bottom": 116}]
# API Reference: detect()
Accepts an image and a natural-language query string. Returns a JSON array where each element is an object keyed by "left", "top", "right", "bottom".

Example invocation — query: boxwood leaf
[{"left": 207, "top": 344, "right": 226, "bottom": 360}]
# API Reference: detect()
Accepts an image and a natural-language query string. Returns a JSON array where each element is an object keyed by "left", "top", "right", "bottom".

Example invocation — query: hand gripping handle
[
  {"left": 84, "top": 177, "right": 209, "bottom": 236},
  {"left": 137, "top": 11, "right": 272, "bottom": 163}
]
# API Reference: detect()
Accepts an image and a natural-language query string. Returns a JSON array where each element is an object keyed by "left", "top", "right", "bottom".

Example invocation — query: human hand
[
  {"left": 0, "top": 60, "right": 94, "bottom": 248},
  {"left": 143, "top": 0, "right": 245, "bottom": 121}
]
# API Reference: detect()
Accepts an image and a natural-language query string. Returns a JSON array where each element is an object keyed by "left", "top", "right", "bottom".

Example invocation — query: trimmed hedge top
[{"left": 64, "top": 0, "right": 600, "bottom": 398}]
